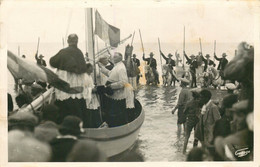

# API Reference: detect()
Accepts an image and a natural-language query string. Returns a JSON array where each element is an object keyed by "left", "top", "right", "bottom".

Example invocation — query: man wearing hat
[
  {"left": 50, "top": 34, "right": 88, "bottom": 124},
  {"left": 184, "top": 51, "right": 198, "bottom": 88},
  {"left": 202, "top": 54, "right": 215, "bottom": 72},
  {"left": 172, "top": 78, "right": 192, "bottom": 139},
  {"left": 160, "top": 50, "right": 179, "bottom": 82},
  {"left": 214, "top": 52, "right": 229, "bottom": 85},
  {"left": 35, "top": 53, "right": 47, "bottom": 67},
  {"left": 132, "top": 54, "right": 141, "bottom": 84},
  {"left": 143, "top": 52, "right": 160, "bottom": 84},
  {"left": 196, "top": 89, "right": 221, "bottom": 147},
  {"left": 50, "top": 115, "right": 84, "bottom": 162}
]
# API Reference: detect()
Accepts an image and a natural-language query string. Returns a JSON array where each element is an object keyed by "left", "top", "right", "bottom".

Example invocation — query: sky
[{"left": 0, "top": 0, "right": 258, "bottom": 45}]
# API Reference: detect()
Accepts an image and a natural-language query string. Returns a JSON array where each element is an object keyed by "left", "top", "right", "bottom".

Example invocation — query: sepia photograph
[{"left": 0, "top": 0, "right": 259, "bottom": 165}]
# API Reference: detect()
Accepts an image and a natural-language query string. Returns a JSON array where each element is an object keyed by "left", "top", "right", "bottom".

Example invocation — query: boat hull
[{"left": 82, "top": 106, "right": 145, "bottom": 157}]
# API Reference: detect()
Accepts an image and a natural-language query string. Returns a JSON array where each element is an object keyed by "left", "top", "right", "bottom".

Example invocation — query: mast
[{"left": 86, "top": 8, "right": 97, "bottom": 85}]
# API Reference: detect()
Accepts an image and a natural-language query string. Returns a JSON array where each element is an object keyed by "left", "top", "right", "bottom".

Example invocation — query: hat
[
  {"left": 59, "top": 116, "right": 83, "bottom": 136},
  {"left": 39, "top": 54, "right": 44, "bottom": 58},
  {"left": 222, "top": 94, "right": 238, "bottom": 109},
  {"left": 205, "top": 54, "right": 210, "bottom": 58},
  {"left": 168, "top": 53, "right": 173, "bottom": 57},
  {"left": 9, "top": 130, "right": 52, "bottom": 162},
  {"left": 179, "top": 78, "right": 190, "bottom": 84},
  {"left": 66, "top": 139, "right": 107, "bottom": 162},
  {"left": 222, "top": 53, "right": 227, "bottom": 57},
  {"left": 149, "top": 52, "right": 154, "bottom": 56},
  {"left": 190, "top": 54, "right": 195, "bottom": 58},
  {"left": 8, "top": 111, "right": 38, "bottom": 128},
  {"left": 225, "top": 83, "right": 236, "bottom": 90}
]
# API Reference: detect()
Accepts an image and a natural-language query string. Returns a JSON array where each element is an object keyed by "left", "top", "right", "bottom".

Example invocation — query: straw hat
[
  {"left": 39, "top": 54, "right": 44, "bottom": 58},
  {"left": 149, "top": 52, "right": 154, "bottom": 56}
]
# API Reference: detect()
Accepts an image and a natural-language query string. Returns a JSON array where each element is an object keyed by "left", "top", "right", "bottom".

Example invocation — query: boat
[
  {"left": 19, "top": 88, "right": 145, "bottom": 158},
  {"left": 10, "top": 8, "right": 145, "bottom": 159}
]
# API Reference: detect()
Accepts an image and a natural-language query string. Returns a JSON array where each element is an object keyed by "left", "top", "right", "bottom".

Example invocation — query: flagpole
[{"left": 86, "top": 8, "right": 97, "bottom": 85}]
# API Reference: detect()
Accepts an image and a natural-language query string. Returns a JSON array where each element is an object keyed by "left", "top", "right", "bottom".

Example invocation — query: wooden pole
[
  {"left": 62, "top": 37, "right": 65, "bottom": 48},
  {"left": 158, "top": 38, "right": 163, "bottom": 73},
  {"left": 139, "top": 29, "right": 144, "bottom": 54},
  {"left": 131, "top": 31, "right": 135, "bottom": 46},
  {"left": 36, "top": 37, "right": 40, "bottom": 54},
  {"left": 183, "top": 26, "right": 185, "bottom": 70},
  {"left": 199, "top": 38, "right": 202, "bottom": 53},
  {"left": 18, "top": 46, "right": 20, "bottom": 57},
  {"left": 213, "top": 40, "right": 216, "bottom": 62}
]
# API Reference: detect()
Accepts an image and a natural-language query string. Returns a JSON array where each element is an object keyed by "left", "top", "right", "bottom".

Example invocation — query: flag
[
  {"left": 95, "top": 10, "right": 120, "bottom": 47},
  {"left": 7, "top": 51, "right": 83, "bottom": 94}
]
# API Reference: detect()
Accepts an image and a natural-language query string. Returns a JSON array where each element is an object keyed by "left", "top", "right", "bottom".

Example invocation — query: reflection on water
[{"left": 128, "top": 84, "right": 190, "bottom": 161}]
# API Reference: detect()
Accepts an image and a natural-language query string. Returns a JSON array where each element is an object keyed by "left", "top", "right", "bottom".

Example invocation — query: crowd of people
[
  {"left": 7, "top": 31, "right": 254, "bottom": 162},
  {"left": 171, "top": 42, "right": 254, "bottom": 161}
]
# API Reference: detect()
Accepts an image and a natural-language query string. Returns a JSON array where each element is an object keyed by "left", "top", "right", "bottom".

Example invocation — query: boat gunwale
[{"left": 81, "top": 108, "right": 145, "bottom": 141}]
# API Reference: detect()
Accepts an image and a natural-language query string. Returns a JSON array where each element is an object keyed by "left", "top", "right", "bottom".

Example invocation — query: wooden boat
[{"left": 19, "top": 87, "right": 145, "bottom": 158}]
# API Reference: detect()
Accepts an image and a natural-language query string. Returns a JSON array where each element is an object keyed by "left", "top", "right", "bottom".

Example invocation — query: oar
[{"left": 158, "top": 38, "right": 163, "bottom": 74}]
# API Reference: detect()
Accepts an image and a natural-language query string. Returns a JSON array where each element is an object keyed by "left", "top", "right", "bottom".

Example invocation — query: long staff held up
[
  {"left": 139, "top": 29, "right": 145, "bottom": 55},
  {"left": 183, "top": 26, "right": 185, "bottom": 70},
  {"left": 36, "top": 37, "right": 40, "bottom": 54},
  {"left": 199, "top": 38, "right": 203, "bottom": 54},
  {"left": 158, "top": 38, "right": 163, "bottom": 73},
  {"left": 131, "top": 31, "right": 135, "bottom": 46},
  {"left": 213, "top": 40, "right": 216, "bottom": 62}
]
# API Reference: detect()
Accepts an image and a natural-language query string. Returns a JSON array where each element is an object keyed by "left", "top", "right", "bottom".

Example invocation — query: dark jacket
[
  {"left": 143, "top": 56, "right": 157, "bottom": 69},
  {"left": 160, "top": 52, "right": 176, "bottom": 70},
  {"left": 214, "top": 55, "right": 228, "bottom": 71},
  {"left": 202, "top": 56, "right": 215, "bottom": 71},
  {"left": 35, "top": 54, "right": 47, "bottom": 67},
  {"left": 50, "top": 137, "right": 77, "bottom": 162},
  {"left": 133, "top": 58, "right": 140, "bottom": 67},
  {"left": 184, "top": 53, "right": 198, "bottom": 72},
  {"left": 50, "top": 46, "right": 87, "bottom": 74}
]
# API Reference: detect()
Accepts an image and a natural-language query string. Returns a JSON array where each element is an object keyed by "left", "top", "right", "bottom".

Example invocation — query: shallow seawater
[
  {"left": 117, "top": 84, "right": 228, "bottom": 162},
  {"left": 127, "top": 84, "right": 191, "bottom": 161}
]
